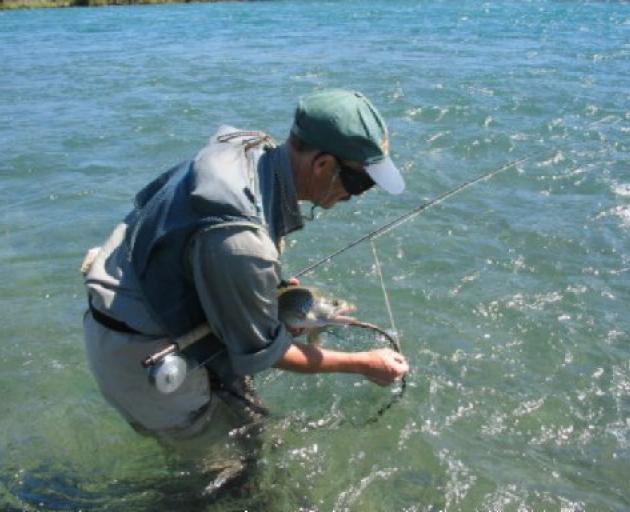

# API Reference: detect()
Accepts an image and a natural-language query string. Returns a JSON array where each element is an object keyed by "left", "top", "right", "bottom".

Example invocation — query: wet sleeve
[{"left": 188, "top": 225, "right": 292, "bottom": 376}]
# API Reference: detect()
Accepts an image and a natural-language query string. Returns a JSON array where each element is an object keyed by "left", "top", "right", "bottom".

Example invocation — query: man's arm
[
  {"left": 274, "top": 343, "right": 408, "bottom": 387},
  {"left": 190, "top": 224, "right": 408, "bottom": 384},
  {"left": 189, "top": 224, "right": 292, "bottom": 376}
]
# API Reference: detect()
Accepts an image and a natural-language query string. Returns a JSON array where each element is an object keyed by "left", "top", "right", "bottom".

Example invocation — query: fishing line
[
  {"left": 287, "top": 153, "right": 541, "bottom": 424},
  {"left": 370, "top": 239, "right": 399, "bottom": 345},
  {"left": 366, "top": 240, "right": 407, "bottom": 422}
]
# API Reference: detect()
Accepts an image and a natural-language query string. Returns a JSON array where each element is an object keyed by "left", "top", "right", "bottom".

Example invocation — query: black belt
[{"left": 88, "top": 297, "right": 141, "bottom": 335}]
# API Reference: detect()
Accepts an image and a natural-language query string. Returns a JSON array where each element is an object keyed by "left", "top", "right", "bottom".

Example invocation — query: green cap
[{"left": 291, "top": 89, "right": 405, "bottom": 194}]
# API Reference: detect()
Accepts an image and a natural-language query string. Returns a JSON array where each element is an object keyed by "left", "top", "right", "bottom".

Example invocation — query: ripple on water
[
  {"left": 333, "top": 467, "right": 399, "bottom": 510},
  {"left": 438, "top": 449, "right": 476, "bottom": 510}
]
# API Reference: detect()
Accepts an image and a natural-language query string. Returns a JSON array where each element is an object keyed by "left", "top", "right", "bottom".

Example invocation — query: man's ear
[{"left": 311, "top": 152, "right": 336, "bottom": 177}]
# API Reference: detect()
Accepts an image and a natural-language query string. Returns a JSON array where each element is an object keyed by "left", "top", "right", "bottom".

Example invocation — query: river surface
[{"left": 1, "top": 1, "right": 629, "bottom": 510}]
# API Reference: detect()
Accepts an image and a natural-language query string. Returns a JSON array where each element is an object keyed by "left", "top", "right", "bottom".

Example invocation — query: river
[{"left": 1, "top": 1, "right": 628, "bottom": 510}]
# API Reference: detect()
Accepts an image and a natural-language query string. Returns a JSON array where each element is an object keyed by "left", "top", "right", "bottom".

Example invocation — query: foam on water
[
  {"left": 596, "top": 204, "right": 630, "bottom": 228},
  {"left": 613, "top": 183, "right": 630, "bottom": 197}
]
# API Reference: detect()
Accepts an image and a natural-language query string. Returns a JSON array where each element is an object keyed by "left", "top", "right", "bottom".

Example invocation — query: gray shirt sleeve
[{"left": 188, "top": 224, "right": 292, "bottom": 376}]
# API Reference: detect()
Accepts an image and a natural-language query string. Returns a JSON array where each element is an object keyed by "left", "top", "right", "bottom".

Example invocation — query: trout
[{"left": 277, "top": 286, "right": 357, "bottom": 345}]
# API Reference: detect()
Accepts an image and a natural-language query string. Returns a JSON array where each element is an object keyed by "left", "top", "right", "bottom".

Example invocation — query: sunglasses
[{"left": 337, "top": 161, "right": 375, "bottom": 196}]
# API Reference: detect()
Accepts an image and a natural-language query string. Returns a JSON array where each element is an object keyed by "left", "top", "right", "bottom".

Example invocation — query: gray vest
[{"left": 125, "top": 129, "right": 272, "bottom": 336}]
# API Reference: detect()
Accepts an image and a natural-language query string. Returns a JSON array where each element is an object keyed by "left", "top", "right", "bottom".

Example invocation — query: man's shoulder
[{"left": 193, "top": 222, "right": 278, "bottom": 261}]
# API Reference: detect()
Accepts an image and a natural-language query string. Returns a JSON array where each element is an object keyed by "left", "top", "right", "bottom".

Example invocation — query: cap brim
[{"left": 366, "top": 156, "right": 405, "bottom": 195}]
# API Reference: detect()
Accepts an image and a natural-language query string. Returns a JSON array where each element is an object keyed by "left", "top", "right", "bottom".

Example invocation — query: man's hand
[{"left": 361, "top": 348, "right": 409, "bottom": 386}]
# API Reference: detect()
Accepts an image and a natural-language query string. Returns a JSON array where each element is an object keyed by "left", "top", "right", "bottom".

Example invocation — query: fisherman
[{"left": 82, "top": 88, "right": 409, "bottom": 440}]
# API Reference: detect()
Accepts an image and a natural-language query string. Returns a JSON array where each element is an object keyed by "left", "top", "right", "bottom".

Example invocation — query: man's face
[
  {"left": 308, "top": 153, "right": 349, "bottom": 209},
  {"left": 311, "top": 154, "right": 371, "bottom": 209},
  {"left": 316, "top": 171, "right": 351, "bottom": 209}
]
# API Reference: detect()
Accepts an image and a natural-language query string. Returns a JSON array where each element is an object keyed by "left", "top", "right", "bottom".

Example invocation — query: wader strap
[{"left": 216, "top": 130, "right": 276, "bottom": 151}]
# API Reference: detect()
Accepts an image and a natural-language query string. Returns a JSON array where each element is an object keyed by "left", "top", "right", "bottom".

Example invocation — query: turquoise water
[{"left": 1, "top": 0, "right": 629, "bottom": 510}]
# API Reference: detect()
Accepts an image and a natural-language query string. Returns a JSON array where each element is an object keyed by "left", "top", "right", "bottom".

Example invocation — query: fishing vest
[{"left": 125, "top": 127, "right": 273, "bottom": 337}]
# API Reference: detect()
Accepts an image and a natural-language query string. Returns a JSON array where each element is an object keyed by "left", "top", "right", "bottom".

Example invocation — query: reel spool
[{"left": 147, "top": 353, "right": 189, "bottom": 394}]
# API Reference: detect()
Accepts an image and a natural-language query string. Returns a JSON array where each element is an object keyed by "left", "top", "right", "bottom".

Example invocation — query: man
[{"left": 82, "top": 89, "right": 409, "bottom": 441}]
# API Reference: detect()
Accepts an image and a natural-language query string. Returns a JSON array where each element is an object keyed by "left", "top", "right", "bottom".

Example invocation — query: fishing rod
[
  {"left": 295, "top": 154, "right": 534, "bottom": 278},
  {"left": 289, "top": 154, "right": 534, "bottom": 424}
]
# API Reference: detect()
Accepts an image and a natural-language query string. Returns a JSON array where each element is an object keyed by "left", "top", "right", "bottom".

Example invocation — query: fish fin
[{"left": 307, "top": 328, "right": 322, "bottom": 346}]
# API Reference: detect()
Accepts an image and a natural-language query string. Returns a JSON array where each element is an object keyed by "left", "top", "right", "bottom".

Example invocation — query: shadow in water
[
  {"left": 2, "top": 454, "right": 279, "bottom": 512},
  {"left": 1, "top": 420, "right": 292, "bottom": 512}
]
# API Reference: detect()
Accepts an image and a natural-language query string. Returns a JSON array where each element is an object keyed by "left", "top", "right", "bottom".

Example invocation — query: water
[{"left": 1, "top": 0, "right": 629, "bottom": 510}]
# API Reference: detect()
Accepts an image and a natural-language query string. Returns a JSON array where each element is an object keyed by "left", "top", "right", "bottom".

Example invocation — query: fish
[{"left": 277, "top": 286, "right": 357, "bottom": 345}]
